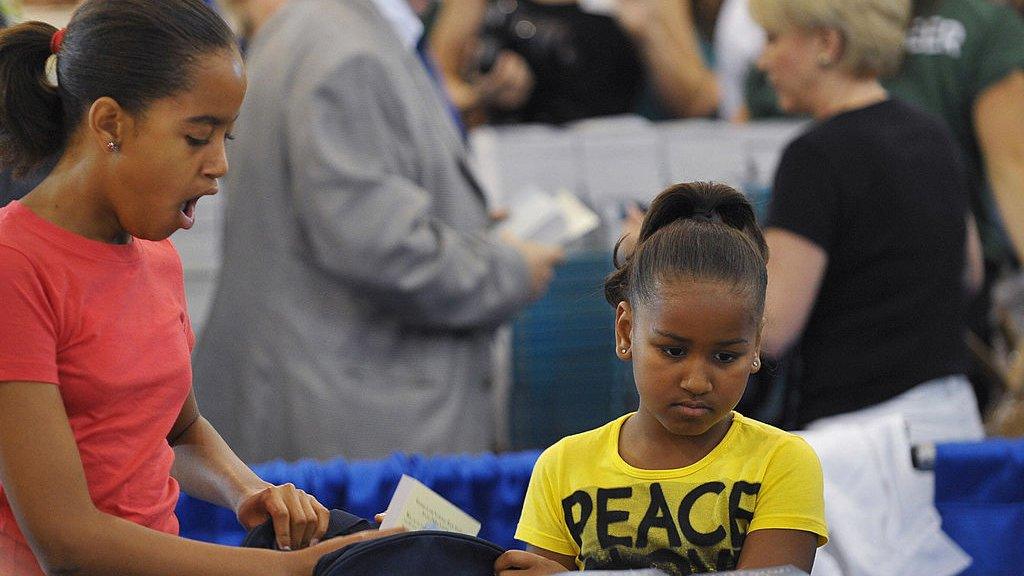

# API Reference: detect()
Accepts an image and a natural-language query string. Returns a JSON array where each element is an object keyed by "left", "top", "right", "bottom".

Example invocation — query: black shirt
[{"left": 767, "top": 98, "right": 970, "bottom": 425}]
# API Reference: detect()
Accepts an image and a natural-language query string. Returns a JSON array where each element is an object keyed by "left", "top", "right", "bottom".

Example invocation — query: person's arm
[
  {"left": 736, "top": 529, "right": 818, "bottom": 572},
  {"left": 429, "top": 0, "right": 534, "bottom": 121},
  {"left": 762, "top": 228, "right": 828, "bottom": 358},
  {"left": 494, "top": 546, "right": 576, "bottom": 575},
  {"left": 0, "top": 381, "right": 393, "bottom": 576},
  {"left": 288, "top": 54, "right": 560, "bottom": 331},
  {"left": 168, "top": 389, "right": 327, "bottom": 550},
  {"left": 739, "top": 436, "right": 827, "bottom": 572},
  {"left": 975, "top": 70, "right": 1024, "bottom": 263},
  {"left": 428, "top": 0, "right": 488, "bottom": 113},
  {"left": 616, "top": 0, "right": 720, "bottom": 117}
]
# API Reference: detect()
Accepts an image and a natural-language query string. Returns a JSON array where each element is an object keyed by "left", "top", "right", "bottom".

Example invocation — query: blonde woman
[{"left": 753, "top": 0, "right": 986, "bottom": 443}]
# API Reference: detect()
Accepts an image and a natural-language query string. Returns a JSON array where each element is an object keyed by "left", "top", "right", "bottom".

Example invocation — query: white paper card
[
  {"left": 497, "top": 186, "right": 600, "bottom": 246},
  {"left": 378, "top": 475, "right": 481, "bottom": 536}
]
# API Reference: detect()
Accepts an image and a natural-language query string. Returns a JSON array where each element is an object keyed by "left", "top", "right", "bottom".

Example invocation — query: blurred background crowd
[{"left": 4, "top": 0, "right": 1024, "bottom": 460}]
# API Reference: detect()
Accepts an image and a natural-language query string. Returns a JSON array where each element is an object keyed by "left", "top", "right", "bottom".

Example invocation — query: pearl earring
[{"left": 106, "top": 141, "right": 121, "bottom": 153}]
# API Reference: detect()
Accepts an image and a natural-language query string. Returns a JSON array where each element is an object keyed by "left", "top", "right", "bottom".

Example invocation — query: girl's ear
[
  {"left": 615, "top": 300, "right": 633, "bottom": 360},
  {"left": 88, "top": 96, "right": 132, "bottom": 152},
  {"left": 751, "top": 321, "right": 764, "bottom": 373}
]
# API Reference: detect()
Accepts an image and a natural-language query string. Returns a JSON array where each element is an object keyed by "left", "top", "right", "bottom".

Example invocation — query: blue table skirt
[
  {"left": 934, "top": 439, "right": 1024, "bottom": 575},
  {"left": 176, "top": 450, "right": 541, "bottom": 549},
  {"left": 177, "top": 439, "right": 1024, "bottom": 574}
]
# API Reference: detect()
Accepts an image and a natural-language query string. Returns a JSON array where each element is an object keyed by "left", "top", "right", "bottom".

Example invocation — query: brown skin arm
[
  {"left": 974, "top": 70, "right": 1024, "bottom": 263},
  {"left": 0, "top": 380, "right": 395, "bottom": 576},
  {"left": 494, "top": 545, "right": 576, "bottom": 576},
  {"left": 169, "top": 389, "right": 330, "bottom": 550},
  {"left": 617, "top": 0, "right": 720, "bottom": 117},
  {"left": 428, "top": 0, "right": 490, "bottom": 113},
  {"left": 736, "top": 528, "right": 819, "bottom": 573},
  {"left": 495, "top": 532, "right": 817, "bottom": 574}
]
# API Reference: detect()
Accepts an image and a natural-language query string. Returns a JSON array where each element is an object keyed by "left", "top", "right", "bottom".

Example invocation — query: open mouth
[
  {"left": 179, "top": 197, "right": 200, "bottom": 229},
  {"left": 181, "top": 198, "right": 197, "bottom": 218}
]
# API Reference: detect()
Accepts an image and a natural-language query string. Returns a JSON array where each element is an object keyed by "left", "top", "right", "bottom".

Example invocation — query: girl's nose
[
  {"left": 679, "top": 363, "right": 713, "bottom": 395},
  {"left": 205, "top": 142, "right": 229, "bottom": 180}
]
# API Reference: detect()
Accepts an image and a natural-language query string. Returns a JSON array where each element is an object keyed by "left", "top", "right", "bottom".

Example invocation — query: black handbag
[{"left": 242, "top": 509, "right": 505, "bottom": 576}]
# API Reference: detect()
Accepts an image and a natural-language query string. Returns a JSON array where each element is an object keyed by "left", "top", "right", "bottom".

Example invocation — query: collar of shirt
[{"left": 369, "top": 0, "right": 424, "bottom": 52}]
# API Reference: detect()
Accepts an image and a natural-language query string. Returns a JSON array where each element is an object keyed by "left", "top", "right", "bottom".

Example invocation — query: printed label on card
[{"left": 378, "top": 475, "right": 481, "bottom": 536}]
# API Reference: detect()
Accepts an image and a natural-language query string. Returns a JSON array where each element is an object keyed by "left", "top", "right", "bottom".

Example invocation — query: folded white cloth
[{"left": 797, "top": 414, "right": 971, "bottom": 576}]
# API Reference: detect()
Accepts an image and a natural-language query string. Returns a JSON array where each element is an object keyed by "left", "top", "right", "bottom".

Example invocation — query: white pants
[{"left": 805, "top": 374, "right": 985, "bottom": 446}]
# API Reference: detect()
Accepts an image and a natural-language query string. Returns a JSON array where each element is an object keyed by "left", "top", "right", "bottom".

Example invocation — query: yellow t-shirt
[{"left": 515, "top": 412, "right": 828, "bottom": 574}]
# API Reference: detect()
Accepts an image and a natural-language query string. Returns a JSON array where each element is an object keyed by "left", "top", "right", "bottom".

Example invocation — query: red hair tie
[{"left": 50, "top": 28, "right": 66, "bottom": 55}]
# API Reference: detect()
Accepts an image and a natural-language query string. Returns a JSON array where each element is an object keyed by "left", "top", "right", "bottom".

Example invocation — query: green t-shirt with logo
[{"left": 747, "top": 0, "right": 1024, "bottom": 260}]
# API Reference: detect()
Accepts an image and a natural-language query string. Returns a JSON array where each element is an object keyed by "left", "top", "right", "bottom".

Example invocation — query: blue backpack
[{"left": 242, "top": 509, "right": 505, "bottom": 576}]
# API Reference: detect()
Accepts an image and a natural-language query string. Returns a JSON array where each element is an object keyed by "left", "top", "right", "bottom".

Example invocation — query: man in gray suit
[{"left": 195, "top": 0, "right": 563, "bottom": 462}]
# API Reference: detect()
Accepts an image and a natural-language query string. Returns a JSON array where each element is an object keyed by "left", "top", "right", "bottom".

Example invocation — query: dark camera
[
  {"left": 476, "top": 35, "right": 504, "bottom": 75},
  {"left": 475, "top": 0, "right": 577, "bottom": 76}
]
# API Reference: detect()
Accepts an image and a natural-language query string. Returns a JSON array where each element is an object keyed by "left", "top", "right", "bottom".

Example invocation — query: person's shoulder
[
  {"left": 937, "top": 0, "right": 1020, "bottom": 29},
  {"left": 553, "top": 415, "right": 624, "bottom": 450},
  {"left": 256, "top": 0, "right": 390, "bottom": 62},
  {"left": 0, "top": 203, "right": 40, "bottom": 256},
  {"left": 811, "top": 100, "right": 939, "bottom": 143},
  {"left": 884, "top": 98, "right": 962, "bottom": 148},
  {"left": 536, "top": 415, "right": 627, "bottom": 467},
  {"left": 731, "top": 413, "right": 815, "bottom": 458},
  {"left": 0, "top": 226, "right": 44, "bottom": 287},
  {"left": 731, "top": 413, "right": 792, "bottom": 441},
  {"left": 277, "top": 0, "right": 365, "bottom": 29},
  {"left": 776, "top": 125, "right": 829, "bottom": 170}
]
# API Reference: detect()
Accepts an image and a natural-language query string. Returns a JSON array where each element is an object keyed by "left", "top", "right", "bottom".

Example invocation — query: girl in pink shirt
[{"left": 0, "top": 1, "right": 395, "bottom": 574}]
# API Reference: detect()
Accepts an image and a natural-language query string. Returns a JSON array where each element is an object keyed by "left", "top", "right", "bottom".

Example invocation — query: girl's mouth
[{"left": 179, "top": 197, "right": 199, "bottom": 229}]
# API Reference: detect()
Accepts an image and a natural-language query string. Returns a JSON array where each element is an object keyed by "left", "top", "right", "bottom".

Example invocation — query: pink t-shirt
[{"left": 0, "top": 201, "right": 194, "bottom": 575}]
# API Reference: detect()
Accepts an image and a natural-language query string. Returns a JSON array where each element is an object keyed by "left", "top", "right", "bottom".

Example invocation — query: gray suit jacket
[{"left": 193, "top": 0, "right": 531, "bottom": 462}]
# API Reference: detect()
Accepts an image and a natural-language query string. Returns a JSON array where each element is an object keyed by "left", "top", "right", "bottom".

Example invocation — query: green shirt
[
  {"left": 747, "top": 0, "right": 1024, "bottom": 260},
  {"left": 888, "top": 1, "right": 1024, "bottom": 258}
]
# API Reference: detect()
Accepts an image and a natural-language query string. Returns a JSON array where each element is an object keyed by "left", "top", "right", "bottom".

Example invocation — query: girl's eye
[
  {"left": 714, "top": 352, "right": 739, "bottom": 364},
  {"left": 225, "top": 132, "right": 236, "bottom": 142},
  {"left": 186, "top": 135, "right": 210, "bottom": 147},
  {"left": 662, "top": 347, "right": 686, "bottom": 358}
]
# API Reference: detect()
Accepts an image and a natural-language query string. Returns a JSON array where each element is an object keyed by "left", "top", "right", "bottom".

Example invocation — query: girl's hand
[
  {"left": 617, "top": 202, "right": 646, "bottom": 257},
  {"left": 236, "top": 483, "right": 330, "bottom": 550},
  {"left": 494, "top": 550, "right": 570, "bottom": 576},
  {"left": 476, "top": 50, "right": 535, "bottom": 111}
]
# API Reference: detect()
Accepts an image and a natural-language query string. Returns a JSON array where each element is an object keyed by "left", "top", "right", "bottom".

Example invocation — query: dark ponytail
[
  {"left": 605, "top": 182, "right": 769, "bottom": 318},
  {"left": 0, "top": 0, "right": 236, "bottom": 176},
  {"left": 0, "top": 22, "right": 63, "bottom": 176}
]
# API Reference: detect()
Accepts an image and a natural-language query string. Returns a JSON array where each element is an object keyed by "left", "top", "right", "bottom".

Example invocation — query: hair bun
[{"left": 690, "top": 209, "right": 722, "bottom": 224}]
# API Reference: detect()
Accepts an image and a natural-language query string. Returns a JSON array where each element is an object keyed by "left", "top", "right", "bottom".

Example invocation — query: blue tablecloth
[
  {"left": 934, "top": 439, "right": 1024, "bottom": 575},
  {"left": 176, "top": 451, "right": 540, "bottom": 548},
  {"left": 178, "top": 439, "right": 1024, "bottom": 574}
]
